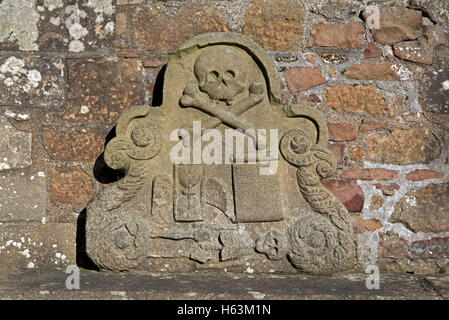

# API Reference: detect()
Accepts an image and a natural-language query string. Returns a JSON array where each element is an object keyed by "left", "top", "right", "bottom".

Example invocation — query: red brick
[
  {"left": 51, "top": 167, "right": 96, "bottom": 207},
  {"left": 344, "top": 63, "right": 412, "bottom": 81},
  {"left": 322, "top": 85, "right": 390, "bottom": 115},
  {"left": 132, "top": 6, "right": 228, "bottom": 55},
  {"left": 46, "top": 59, "right": 146, "bottom": 125},
  {"left": 321, "top": 179, "right": 364, "bottom": 212},
  {"left": 405, "top": 169, "right": 444, "bottom": 181},
  {"left": 340, "top": 169, "right": 398, "bottom": 180},
  {"left": 351, "top": 215, "right": 382, "bottom": 234},
  {"left": 328, "top": 143, "right": 344, "bottom": 164},
  {"left": 328, "top": 123, "right": 356, "bottom": 142},
  {"left": 363, "top": 6, "right": 422, "bottom": 45},
  {"left": 243, "top": 0, "right": 306, "bottom": 51},
  {"left": 366, "top": 126, "right": 441, "bottom": 165},
  {"left": 117, "top": 51, "right": 140, "bottom": 58},
  {"left": 307, "top": 22, "right": 365, "bottom": 49},
  {"left": 44, "top": 128, "right": 106, "bottom": 162},
  {"left": 348, "top": 146, "right": 367, "bottom": 162},
  {"left": 364, "top": 42, "right": 382, "bottom": 58},
  {"left": 359, "top": 119, "right": 387, "bottom": 133},
  {"left": 284, "top": 67, "right": 326, "bottom": 92},
  {"left": 393, "top": 41, "right": 432, "bottom": 65}
]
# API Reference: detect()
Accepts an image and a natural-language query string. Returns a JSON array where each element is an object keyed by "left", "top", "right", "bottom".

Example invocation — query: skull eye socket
[
  {"left": 207, "top": 71, "right": 220, "bottom": 82},
  {"left": 223, "top": 70, "right": 235, "bottom": 80}
]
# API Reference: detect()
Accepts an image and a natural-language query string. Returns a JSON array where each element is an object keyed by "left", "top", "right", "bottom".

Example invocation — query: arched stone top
[{"left": 164, "top": 32, "right": 282, "bottom": 106}]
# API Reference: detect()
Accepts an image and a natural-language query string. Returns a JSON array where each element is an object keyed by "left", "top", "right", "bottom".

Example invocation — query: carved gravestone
[{"left": 86, "top": 33, "right": 356, "bottom": 275}]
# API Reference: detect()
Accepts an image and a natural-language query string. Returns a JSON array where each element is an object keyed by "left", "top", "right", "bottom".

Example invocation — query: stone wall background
[{"left": 0, "top": 0, "right": 448, "bottom": 275}]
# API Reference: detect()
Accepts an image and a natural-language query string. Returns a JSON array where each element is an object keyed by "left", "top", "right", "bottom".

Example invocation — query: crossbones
[{"left": 179, "top": 82, "right": 265, "bottom": 149}]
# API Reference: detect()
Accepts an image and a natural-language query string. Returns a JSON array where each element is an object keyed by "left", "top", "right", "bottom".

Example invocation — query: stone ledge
[{"left": 0, "top": 268, "right": 447, "bottom": 300}]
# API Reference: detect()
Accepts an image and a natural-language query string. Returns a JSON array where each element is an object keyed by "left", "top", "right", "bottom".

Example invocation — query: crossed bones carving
[{"left": 179, "top": 82, "right": 265, "bottom": 149}]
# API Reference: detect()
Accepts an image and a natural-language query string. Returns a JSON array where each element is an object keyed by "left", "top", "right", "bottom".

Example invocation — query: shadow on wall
[{"left": 75, "top": 65, "right": 167, "bottom": 270}]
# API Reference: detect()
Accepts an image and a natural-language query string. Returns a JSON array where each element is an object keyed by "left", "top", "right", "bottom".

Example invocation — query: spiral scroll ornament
[
  {"left": 280, "top": 128, "right": 356, "bottom": 274},
  {"left": 104, "top": 123, "right": 163, "bottom": 172},
  {"left": 86, "top": 121, "right": 162, "bottom": 271}
]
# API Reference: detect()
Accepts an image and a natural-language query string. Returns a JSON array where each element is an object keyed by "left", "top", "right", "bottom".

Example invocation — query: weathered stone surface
[
  {"left": 84, "top": 33, "right": 356, "bottom": 275},
  {"left": 307, "top": 22, "right": 365, "bottom": 49},
  {"left": 328, "top": 143, "right": 344, "bottom": 165},
  {"left": 393, "top": 41, "right": 433, "bottom": 65},
  {"left": 359, "top": 119, "right": 387, "bottom": 133},
  {"left": 0, "top": 268, "right": 445, "bottom": 300},
  {"left": 43, "top": 128, "right": 106, "bottom": 162},
  {"left": 121, "top": 5, "right": 229, "bottom": 55},
  {"left": 321, "top": 179, "right": 364, "bottom": 212},
  {"left": 369, "top": 195, "right": 385, "bottom": 211},
  {"left": 46, "top": 59, "right": 145, "bottom": 124},
  {"left": 0, "top": 55, "right": 64, "bottom": 107},
  {"left": 366, "top": 126, "right": 441, "bottom": 165},
  {"left": 390, "top": 183, "right": 449, "bottom": 233},
  {"left": 284, "top": 67, "right": 326, "bottom": 92},
  {"left": 379, "top": 236, "right": 449, "bottom": 266},
  {"left": 418, "top": 46, "right": 449, "bottom": 114},
  {"left": 0, "top": 224, "right": 76, "bottom": 270},
  {"left": 319, "top": 53, "right": 348, "bottom": 65},
  {"left": 410, "top": 0, "right": 449, "bottom": 26},
  {"left": 243, "top": 0, "right": 306, "bottom": 51},
  {"left": 364, "top": 42, "right": 382, "bottom": 58},
  {"left": 50, "top": 167, "right": 96, "bottom": 207},
  {"left": 344, "top": 63, "right": 412, "bottom": 81},
  {"left": 408, "top": 238, "right": 449, "bottom": 259},
  {"left": 327, "top": 123, "right": 356, "bottom": 142},
  {"left": 0, "top": 115, "right": 31, "bottom": 171},
  {"left": 374, "top": 182, "right": 400, "bottom": 197},
  {"left": 304, "top": 0, "right": 361, "bottom": 20},
  {"left": 351, "top": 215, "right": 382, "bottom": 234},
  {"left": 0, "top": 1, "right": 116, "bottom": 52},
  {"left": 348, "top": 146, "right": 367, "bottom": 162},
  {"left": 363, "top": 6, "right": 422, "bottom": 45},
  {"left": 322, "top": 85, "right": 390, "bottom": 115},
  {"left": 405, "top": 170, "right": 444, "bottom": 181},
  {"left": 340, "top": 169, "right": 398, "bottom": 181},
  {"left": 0, "top": 171, "right": 47, "bottom": 222}
]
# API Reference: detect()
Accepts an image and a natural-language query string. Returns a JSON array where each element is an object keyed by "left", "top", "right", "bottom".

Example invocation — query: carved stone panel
[
  {"left": 232, "top": 163, "right": 283, "bottom": 223},
  {"left": 85, "top": 32, "right": 356, "bottom": 275}
]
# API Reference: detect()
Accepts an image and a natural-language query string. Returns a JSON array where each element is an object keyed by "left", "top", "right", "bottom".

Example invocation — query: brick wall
[{"left": 0, "top": 0, "right": 448, "bottom": 274}]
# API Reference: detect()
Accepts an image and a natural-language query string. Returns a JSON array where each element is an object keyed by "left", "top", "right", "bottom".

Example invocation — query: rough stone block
[
  {"left": 243, "top": 0, "right": 306, "bottom": 51},
  {"left": 344, "top": 63, "right": 412, "bottom": 81},
  {"left": 0, "top": 54, "right": 64, "bottom": 107},
  {"left": 363, "top": 6, "right": 422, "bottom": 45},
  {"left": 284, "top": 67, "right": 326, "bottom": 92},
  {"left": 46, "top": 59, "right": 146, "bottom": 125},
  {"left": 0, "top": 115, "right": 31, "bottom": 171},
  {"left": 307, "top": 22, "right": 365, "bottom": 49},
  {"left": 321, "top": 179, "right": 364, "bottom": 212},
  {"left": 322, "top": 85, "right": 390, "bottom": 116},
  {"left": 43, "top": 128, "right": 107, "bottom": 162},
  {"left": 0, "top": 0, "right": 116, "bottom": 52},
  {"left": 365, "top": 126, "right": 441, "bottom": 165},
  {"left": 117, "top": 5, "right": 229, "bottom": 55},
  {"left": 390, "top": 183, "right": 449, "bottom": 233},
  {"left": 0, "top": 223, "right": 76, "bottom": 270},
  {"left": 50, "top": 167, "right": 96, "bottom": 207},
  {"left": 0, "top": 171, "right": 47, "bottom": 222}
]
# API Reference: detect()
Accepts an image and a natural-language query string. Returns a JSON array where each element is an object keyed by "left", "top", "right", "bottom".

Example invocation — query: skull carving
[{"left": 194, "top": 46, "right": 248, "bottom": 104}]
